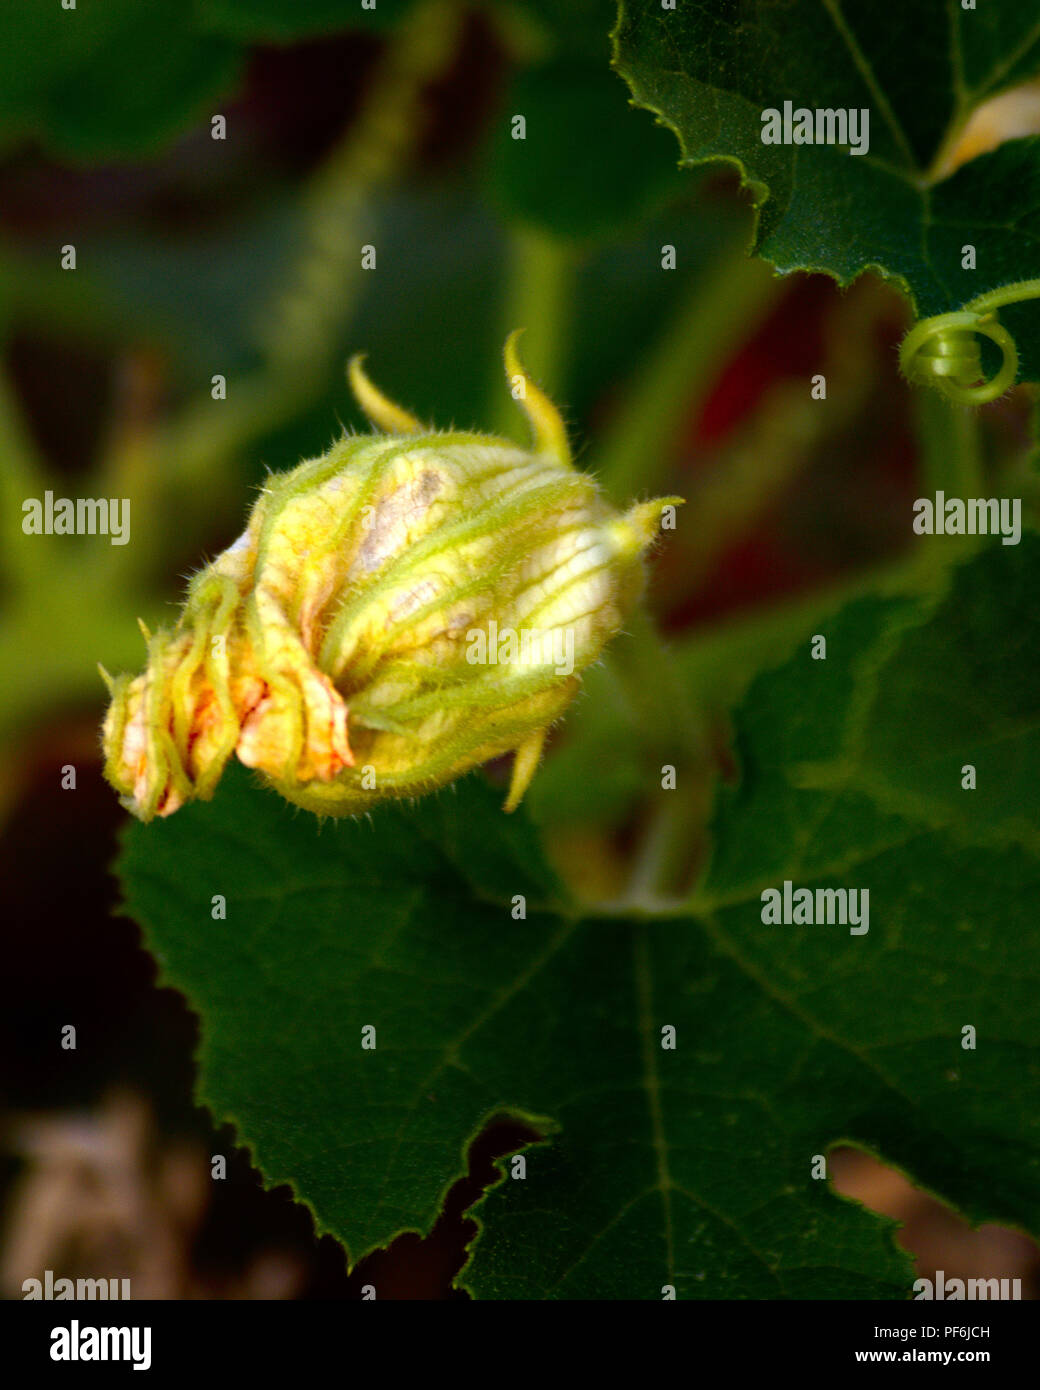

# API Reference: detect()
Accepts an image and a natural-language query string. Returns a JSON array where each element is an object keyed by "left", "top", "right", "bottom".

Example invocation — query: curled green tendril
[{"left": 899, "top": 278, "right": 1040, "bottom": 405}]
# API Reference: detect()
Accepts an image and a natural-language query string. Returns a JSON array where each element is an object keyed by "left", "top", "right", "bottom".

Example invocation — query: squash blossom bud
[{"left": 101, "top": 334, "right": 681, "bottom": 821}]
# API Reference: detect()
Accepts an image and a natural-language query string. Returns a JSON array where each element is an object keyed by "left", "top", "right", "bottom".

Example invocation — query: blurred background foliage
[{"left": 2, "top": 0, "right": 1038, "bottom": 1296}]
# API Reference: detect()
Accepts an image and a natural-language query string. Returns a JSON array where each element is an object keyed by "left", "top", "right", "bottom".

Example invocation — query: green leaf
[
  {"left": 0, "top": 1, "right": 241, "bottom": 158},
  {"left": 694, "top": 538, "right": 1040, "bottom": 1238},
  {"left": 706, "top": 538, "right": 1040, "bottom": 892},
  {"left": 613, "top": 0, "right": 1040, "bottom": 376},
  {"left": 117, "top": 539, "right": 1040, "bottom": 1296},
  {"left": 119, "top": 770, "right": 563, "bottom": 1265},
  {"left": 119, "top": 765, "right": 909, "bottom": 1297}
]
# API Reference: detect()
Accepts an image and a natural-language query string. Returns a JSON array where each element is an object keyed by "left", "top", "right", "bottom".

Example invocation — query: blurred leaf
[
  {"left": 197, "top": 0, "right": 610, "bottom": 50},
  {"left": 0, "top": 1, "right": 242, "bottom": 158},
  {"left": 492, "top": 0, "right": 617, "bottom": 61},
  {"left": 0, "top": 0, "right": 439, "bottom": 159},
  {"left": 196, "top": 0, "right": 418, "bottom": 40},
  {"left": 486, "top": 58, "right": 685, "bottom": 240},
  {"left": 614, "top": 0, "right": 1040, "bottom": 376}
]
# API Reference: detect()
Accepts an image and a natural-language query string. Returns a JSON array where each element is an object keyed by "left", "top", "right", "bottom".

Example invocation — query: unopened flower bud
[{"left": 101, "top": 334, "right": 681, "bottom": 821}]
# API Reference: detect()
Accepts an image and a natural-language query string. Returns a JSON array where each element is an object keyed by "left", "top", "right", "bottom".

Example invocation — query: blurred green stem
[
  {"left": 144, "top": 0, "right": 467, "bottom": 540},
  {"left": 257, "top": 0, "right": 465, "bottom": 377},
  {"left": 607, "top": 609, "right": 712, "bottom": 904},
  {"left": 608, "top": 609, "right": 703, "bottom": 763},
  {"left": 596, "top": 241, "right": 783, "bottom": 503},
  {"left": 0, "top": 0, "right": 469, "bottom": 797},
  {"left": 0, "top": 361, "right": 48, "bottom": 589},
  {"left": 490, "top": 228, "right": 574, "bottom": 442},
  {"left": 915, "top": 390, "right": 984, "bottom": 498}
]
